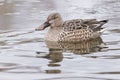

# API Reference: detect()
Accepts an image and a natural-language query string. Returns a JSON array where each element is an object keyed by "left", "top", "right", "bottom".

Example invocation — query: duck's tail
[
  {"left": 100, "top": 20, "right": 108, "bottom": 23},
  {"left": 93, "top": 20, "right": 108, "bottom": 32},
  {"left": 99, "top": 28, "right": 107, "bottom": 34}
]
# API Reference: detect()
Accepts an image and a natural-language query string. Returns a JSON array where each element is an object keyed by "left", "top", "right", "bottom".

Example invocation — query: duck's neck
[{"left": 45, "top": 27, "right": 62, "bottom": 41}]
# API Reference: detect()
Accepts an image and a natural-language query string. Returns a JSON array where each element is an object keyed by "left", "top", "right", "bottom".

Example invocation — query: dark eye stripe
[{"left": 53, "top": 16, "right": 58, "bottom": 19}]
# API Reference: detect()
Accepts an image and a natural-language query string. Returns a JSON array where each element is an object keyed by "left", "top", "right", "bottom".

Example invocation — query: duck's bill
[{"left": 35, "top": 22, "right": 50, "bottom": 31}]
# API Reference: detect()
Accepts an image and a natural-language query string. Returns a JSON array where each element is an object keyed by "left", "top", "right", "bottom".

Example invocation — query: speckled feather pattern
[
  {"left": 58, "top": 29, "right": 94, "bottom": 42},
  {"left": 57, "top": 19, "right": 101, "bottom": 42},
  {"left": 63, "top": 19, "right": 83, "bottom": 31},
  {"left": 62, "top": 19, "right": 104, "bottom": 31},
  {"left": 37, "top": 13, "right": 108, "bottom": 42}
]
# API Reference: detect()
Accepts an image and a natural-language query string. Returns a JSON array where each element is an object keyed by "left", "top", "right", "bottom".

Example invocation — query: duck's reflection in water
[
  {"left": 43, "top": 49, "right": 63, "bottom": 74},
  {"left": 46, "top": 37, "right": 104, "bottom": 54},
  {"left": 36, "top": 37, "right": 106, "bottom": 74}
]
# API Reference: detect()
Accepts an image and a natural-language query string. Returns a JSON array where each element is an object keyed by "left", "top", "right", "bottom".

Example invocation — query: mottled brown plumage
[{"left": 35, "top": 13, "right": 108, "bottom": 42}]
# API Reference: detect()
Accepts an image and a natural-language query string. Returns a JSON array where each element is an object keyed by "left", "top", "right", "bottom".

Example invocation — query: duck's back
[
  {"left": 63, "top": 19, "right": 83, "bottom": 31},
  {"left": 58, "top": 19, "right": 108, "bottom": 42},
  {"left": 62, "top": 19, "right": 107, "bottom": 31}
]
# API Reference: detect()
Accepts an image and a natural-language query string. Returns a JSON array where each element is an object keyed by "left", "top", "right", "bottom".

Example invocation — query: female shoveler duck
[{"left": 35, "top": 13, "right": 108, "bottom": 42}]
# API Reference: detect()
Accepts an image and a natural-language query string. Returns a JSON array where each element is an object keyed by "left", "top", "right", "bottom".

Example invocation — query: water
[{"left": 0, "top": 0, "right": 120, "bottom": 80}]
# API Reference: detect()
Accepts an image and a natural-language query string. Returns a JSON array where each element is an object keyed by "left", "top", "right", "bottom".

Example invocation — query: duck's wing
[
  {"left": 63, "top": 19, "right": 84, "bottom": 31},
  {"left": 81, "top": 19, "right": 108, "bottom": 31},
  {"left": 63, "top": 19, "right": 108, "bottom": 32}
]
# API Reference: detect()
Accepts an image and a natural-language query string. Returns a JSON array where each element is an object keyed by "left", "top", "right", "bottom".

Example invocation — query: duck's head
[{"left": 35, "top": 13, "right": 63, "bottom": 31}]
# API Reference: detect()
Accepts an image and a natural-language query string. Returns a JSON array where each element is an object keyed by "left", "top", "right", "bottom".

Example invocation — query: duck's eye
[{"left": 53, "top": 16, "right": 58, "bottom": 19}]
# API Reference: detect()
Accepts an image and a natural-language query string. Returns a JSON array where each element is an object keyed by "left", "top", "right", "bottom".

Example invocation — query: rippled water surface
[{"left": 0, "top": 0, "right": 120, "bottom": 80}]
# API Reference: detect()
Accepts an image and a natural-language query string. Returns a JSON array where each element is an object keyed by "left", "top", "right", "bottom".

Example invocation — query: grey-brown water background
[{"left": 0, "top": 0, "right": 120, "bottom": 80}]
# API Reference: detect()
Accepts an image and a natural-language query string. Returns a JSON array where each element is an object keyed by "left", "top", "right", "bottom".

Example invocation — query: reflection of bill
[{"left": 45, "top": 69, "right": 61, "bottom": 74}]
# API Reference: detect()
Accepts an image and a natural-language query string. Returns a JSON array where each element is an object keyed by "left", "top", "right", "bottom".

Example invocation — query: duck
[{"left": 35, "top": 13, "right": 108, "bottom": 42}]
